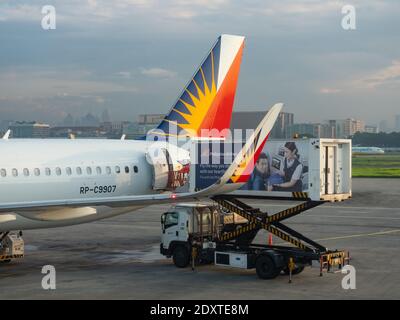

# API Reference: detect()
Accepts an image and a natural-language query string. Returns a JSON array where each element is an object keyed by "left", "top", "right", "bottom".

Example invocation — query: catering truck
[
  {"left": 0, "top": 232, "right": 24, "bottom": 263},
  {"left": 161, "top": 138, "right": 352, "bottom": 280},
  {"left": 160, "top": 200, "right": 349, "bottom": 280}
]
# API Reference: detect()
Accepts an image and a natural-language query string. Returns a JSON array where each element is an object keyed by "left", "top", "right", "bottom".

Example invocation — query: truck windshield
[{"left": 164, "top": 212, "right": 179, "bottom": 229}]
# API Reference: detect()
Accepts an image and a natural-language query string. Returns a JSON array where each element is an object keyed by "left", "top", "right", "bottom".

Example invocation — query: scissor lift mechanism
[{"left": 210, "top": 192, "right": 349, "bottom": 277}]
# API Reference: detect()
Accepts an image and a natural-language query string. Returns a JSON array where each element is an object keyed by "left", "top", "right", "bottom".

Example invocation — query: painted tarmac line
[
  {"left": 338, "top": 211, "right": 368, "bottom": 214},
  {"left": 315, "top": 229, "right": 400, "bottom": 241},
  {"left": 244, "top": 203, "right": 399, "bottom": 211},
  {"left": 305, "top": 214, "right": 400, "bottom": 220},
  {"left": 324, "top": 205, "right": 400, "bottom": 211}
]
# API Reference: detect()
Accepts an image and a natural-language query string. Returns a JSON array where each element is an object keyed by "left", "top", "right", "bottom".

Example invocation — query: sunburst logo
[{"left": 169, "top": 51, "right": 217, "bottom": 136}]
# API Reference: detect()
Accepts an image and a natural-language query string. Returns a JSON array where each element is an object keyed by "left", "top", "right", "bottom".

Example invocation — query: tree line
[{"left": 351, "top": 132, "right": 400, "bottom": 147}]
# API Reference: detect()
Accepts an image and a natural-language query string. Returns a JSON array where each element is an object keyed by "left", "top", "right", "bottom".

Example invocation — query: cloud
[
  {"left": 116, "top": 71, "right": 132, "bottom": 79},
  {"left": 0, "top": 68, "right": 138, "bottom": 99},
  {"left": 166, "top": 0, "right": 229, "bottom": 18},
  {"left": 0, "top": 0, "right": 230, "bottom": 24},
  {"left": 166, "top": 8, "right": 196, "bottom": 19},
  {"left": 352, "top": 60, "right": 400, "bottom": 89},
  {"left": 140, "top": 68, "right": 177, "bottom": 79},
  {"left": 260, "top": 1, "right": 343, "bottom": 16},
  {"left": 174, "top": 0, "right": 229, "bottom": 10},
  {"left": 1, "top": 0, "right": 399, "bottom": 125},
  {"left": 257, "top": 0, "right": 393, "bottom": 16},
  {"left": 0, "top": 4, "right": 40, "bottom": 22},
  {"left": 0, "top": 1, "right": 147, "bottom": 23},
  {"left": 95, "top": 96, "right": 105, "bottom": 103},
  {"left": 317, "top": 60, "right": 400, "bottom": 93},
  {"left": 1, "top": 0, "right": 395, "bottom": 32},
  {"left": 320, "top": 88, "right": 342, "bottom": 94}
]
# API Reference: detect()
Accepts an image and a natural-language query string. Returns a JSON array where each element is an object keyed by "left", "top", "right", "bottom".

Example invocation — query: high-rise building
[
  {"left": 326, "top": 120, "right": 344, "bottom": 138},
  {"left": 0, "top": 120, "right": 13, "bottom": 133},
  {"left": 271, "top": 112, "right": 294, "bottom": 139},
  {"left": 123, "top": 122, "right": 154, "bottom": 139},
  {"left": 231, "top": 110, "right": 294, "bottom": 139},
  {"left": 122, "top": 114, "right": 164, "bottom": 139},
  {"left": 326, "top": 118, "right": 365, "bottom": 138},
  {"left": 379, "top": 120, "right": 388, "bottom": 133},
  {"left": 138, "top": 114, "right": 164, "bottom": 125},
  {"left": 287, "top": 123, "right": 321, "bottom": 138},
  {"left": 80, "top": 113, "right": 99, "bottom": 126},
  {"left": 352, "top": 119, "right": 365, "bottom": 134},
  {"left": 230, "top": 111, "right": 264, "bottom": 132},
  {"left": 395, "top": 115, "right": 400, "bottom": 132},
  {"left": 365, "top": 125, "right": 378, "bottom": 134},
  {"left": 9, "top": 121, "right": 50, "bottom": 138},
  {"left": 101, "top": 109, "right": 111, "bottom": 123},
  {"left": 320, "top": 123, "right": 336, "bottom": 138},
  {"left": 62, "top": 114, "right": 74, "bottom": 126}
]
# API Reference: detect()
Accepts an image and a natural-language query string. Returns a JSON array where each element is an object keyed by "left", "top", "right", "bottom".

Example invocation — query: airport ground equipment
[
  {"left": 160, "top": 194, "right": 349, "bottom": 280},
  {"left": 189, "top": 138, "right": 352, "bottom": 202},
  {"left": 0, "top": 232, "right": 24, "bottom": 263}
]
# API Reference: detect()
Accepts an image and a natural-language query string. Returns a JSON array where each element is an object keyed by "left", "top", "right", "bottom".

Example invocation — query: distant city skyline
[
  {"left": 3, "top": 109, "right": 399, "bottom": 142},
  {"left": 0, "top": 1, "right": 399, "bottom": 126},
  {"left": 2, "top": 107, "right": 397, "bottom": 131}
]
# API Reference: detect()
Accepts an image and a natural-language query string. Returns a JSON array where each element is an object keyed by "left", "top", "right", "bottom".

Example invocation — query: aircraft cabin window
[
  {"left": 66, "top": 167, "right": 72, "bottom": 176},
  {"left": 34, "top": 168, "right": 40, "bottom": 176},
  {"left": 76, "top": 167, "right": 82, "bottom": 175},
  {"left": 12, "top": 168, "right": 18, "bottom": 177},
  {"left": 125, "top": 166, "right": 129, "bottom": 174},
  {"left": 1, "top": 169, "right": 6, "bottom": 177},
  {"left": 96, "top": 167, "right": 102, "bottom": 175},
  {"left": 56, "top": 167, "right": 62, "bottom": 176},
  {"left": 86, "top": 167, "right": 92, "bottom": 175},
  {"left": 23, "top": 168, "right": 29, "bottom": 176},
  {"left": 133, "top": 166, "right": 138, "bottom": 173},
  {"left": 115, "top": 166, "right": 121, "bottom": 174},
  {"left": 106, "top": 166, "right": 111, "bottom": 175},
  {"left": 45, "top": 168, "right": 51, "bottom": 176}
]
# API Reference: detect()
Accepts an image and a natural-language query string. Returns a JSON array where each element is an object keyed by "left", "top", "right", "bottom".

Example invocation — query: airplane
[
  {"left": 352, "top": 146, "right": 385, "bottom": 155},
  {"left": 0, "top": 34, "right": 282, "bottom": 235}
]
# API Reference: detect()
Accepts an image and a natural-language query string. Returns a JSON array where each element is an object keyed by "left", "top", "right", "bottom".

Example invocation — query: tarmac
[{"left": 1, "top": 178, "right": 399, "bottom": 299}]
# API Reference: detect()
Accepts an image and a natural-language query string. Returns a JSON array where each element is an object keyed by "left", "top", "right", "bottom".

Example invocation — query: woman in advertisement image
[{"left": 273, "top": 142, "right": 303, "bottom": 192}]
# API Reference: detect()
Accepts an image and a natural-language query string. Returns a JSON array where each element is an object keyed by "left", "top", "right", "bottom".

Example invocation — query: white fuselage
[
  {"left": 352, "top": 147, "right": 385, "bottom": 155},
  {"left": 0, "top": 139, "right": 182, "bottom": 231},
  {"left": 0, "top": 139, "right": 155, "bottom": 203}
]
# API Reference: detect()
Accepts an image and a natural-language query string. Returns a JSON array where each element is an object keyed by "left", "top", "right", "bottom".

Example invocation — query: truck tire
[
  {"left": 256, "top": 255, "right": 281, "bottom": 279},
  {"left": 172, "top": 246, "right": 190, "bottom": 268},
  {"left": 283, "top": 265, "right": 305, "bottom": 275},
  {"left": 0, "top": 259, "right": 11, "bottom": 264}
]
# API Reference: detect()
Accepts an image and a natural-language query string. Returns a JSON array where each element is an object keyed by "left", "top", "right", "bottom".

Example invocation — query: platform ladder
[{"left": 211, "top": 194, "right": 350, "bottom": 275}]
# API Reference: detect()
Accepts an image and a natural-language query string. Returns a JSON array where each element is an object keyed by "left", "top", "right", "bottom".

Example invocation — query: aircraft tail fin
[
  {"left": 2, "top": 130, "right": 11, "bottom": 140},
  {"left": 149, "top": 34, "right": 245, "bottom": 139}
]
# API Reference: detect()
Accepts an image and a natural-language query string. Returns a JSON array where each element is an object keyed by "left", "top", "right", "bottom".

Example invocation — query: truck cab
[{"left": 160, "top": 204, "right": 219, "bottom": 267}]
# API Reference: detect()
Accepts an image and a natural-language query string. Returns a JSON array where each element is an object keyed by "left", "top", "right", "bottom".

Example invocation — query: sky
[{"left": 0, "top": 0, "right": 399, "bottom": 126}]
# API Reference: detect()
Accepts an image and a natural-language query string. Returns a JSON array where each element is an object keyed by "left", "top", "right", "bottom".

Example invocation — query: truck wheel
[
  {"left": 172, "top": 246, "right": 190, "bottom": 268},
  {"left": 0, "top": 259, "right": 11, "bottom": 264},
  {"left": 256, "top": 255, "right": 281, "bottom": 279},
  {"left": 283, "top": 266, "right": 305, "bottom": 275}
]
